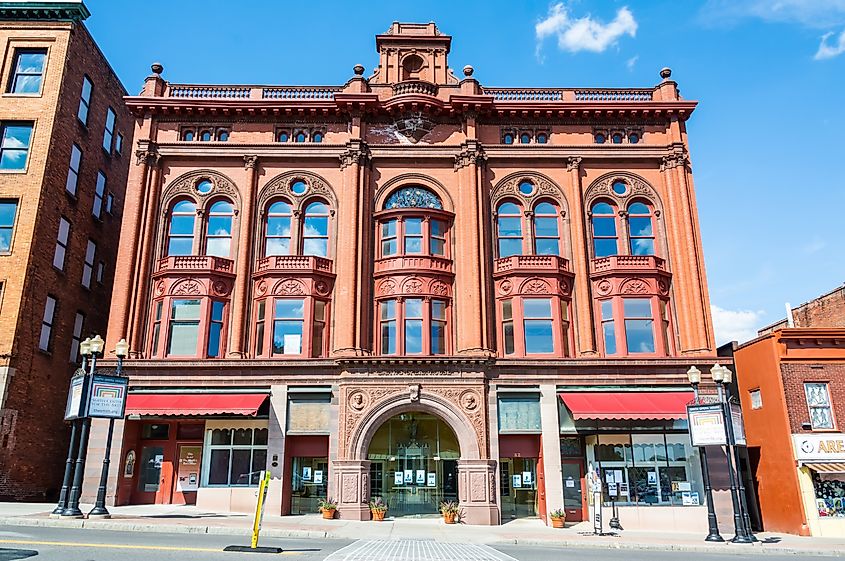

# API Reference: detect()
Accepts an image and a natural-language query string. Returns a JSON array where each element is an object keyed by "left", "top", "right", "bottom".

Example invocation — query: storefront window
[
  {"left": 291, "top": 457, "right": 328, "bottom": 515},
  {"left": 203, "top": 427, "right": 268, "bottom": 486},
  {"left": 498, "top": 395, "right": 541, "bottom": 432},
  {"left": 814, "top": 471, "right": 845, "bottom": 517},
  {"left": 587, "top": 432, "right": 704, "bottom": 507}
]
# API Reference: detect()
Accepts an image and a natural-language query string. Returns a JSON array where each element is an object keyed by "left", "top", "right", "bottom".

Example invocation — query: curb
[{"left": 0, "top": 517, "right": 842, "bottom": 557}]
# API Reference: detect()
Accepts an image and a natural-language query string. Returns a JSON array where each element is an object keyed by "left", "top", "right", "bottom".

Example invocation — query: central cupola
[{"left": 370, "top": 22, "right": 458, "bottom": 86}]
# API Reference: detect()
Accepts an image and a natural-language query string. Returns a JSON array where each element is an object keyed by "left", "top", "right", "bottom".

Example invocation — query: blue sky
[{"left": 83, "top": 0, "right": 845, "bottom": 344}]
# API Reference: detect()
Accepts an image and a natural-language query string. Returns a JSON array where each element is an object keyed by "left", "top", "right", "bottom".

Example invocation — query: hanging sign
[
  {"left": 64, "top": 373, "right": 89, "bottom": 420},
  {"left": 687, "top": 404, "right": 727, "bottom": 446},
  {"left": 86, "top": 374, "right": 128, "bottom": 419}
]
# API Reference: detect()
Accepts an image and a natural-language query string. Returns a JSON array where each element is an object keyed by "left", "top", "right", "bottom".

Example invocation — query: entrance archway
[{"left": 367, "top": 412, "right": 459, "bottom": 517}]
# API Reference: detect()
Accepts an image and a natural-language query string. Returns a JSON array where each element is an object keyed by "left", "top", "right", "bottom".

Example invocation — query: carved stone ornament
[
  {"left": 257, "top": 280, "right": 268, "bottom": 295},
  {"left": 559, "top": 279, "right": 570, "bottom": 295},
  {"left": 584, "top": 172, "right": 662, "bottom": 212},
  {"left": 155, "top": 281, "right": 166, "bottom": 296},
  {"left": 273, "top": 278, "right": 305, "bottom": 295},
  {"left": 378, "top": 279, "right": 397, "bottom": 296},
  {"left": 499, "top": 279, "right": 513, "bottom": 295},
  {"left": 403, "top": 278, "right": 424, "bottom": 294},
  {"left": 491, "top": 172, "right": 567, "bottom": 211},
  {"left": 243, "top": 155, "right": 259, "bottom": 169},
  {"left": 596, "top": 279, "right": 613, "bottom": 296},
  {"left": 258, "top": 171, "right": 338, "bottom": 214},
  {"left": 460, "top": 389, "right": 481, "bottom": 411},
  {"left": 315, "top": 280, "right": 331, "bottom": 296},
  {"left": 620, "top": 278, "right": 650, "bottom": 294},
  {"left": 454, "top": 142, "right": 486, "bottom": 170},
  {"left": 521, "top": 278, "right": 550, "bottom": 295},
  {"left": 430, "top": 281, "right": 449, "bottom": 297},
  {"left": 339, "top": 141, "right": 371, "bottom": 170},
  {"left": 212, "top": 280, "right": 231, "bottom": 296},
  {"left": 394, "top": 112, "right": 435, "bottom": 143},
  {"left": 566, "top": 156, "right": 582, "bottom": 172},
  {"left": 160, "top": 169, "right": 241, "bottom": 215},
  {"left": 348, "top": 391, "right": 368, "bottom": 412},
  {"left": 658, "top": 279, "right": 670, "bottom": 295},
  {"left": 171, "top": 278, "right": 202, "bottom": 296},
  {"left": 409, "top": 384, "right": 420, "bottom": 402}
]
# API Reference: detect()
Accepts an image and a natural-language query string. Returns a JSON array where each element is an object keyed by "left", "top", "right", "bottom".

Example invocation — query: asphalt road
[{"left": 0, "top": 525, "right": 831, "bottom": 561}]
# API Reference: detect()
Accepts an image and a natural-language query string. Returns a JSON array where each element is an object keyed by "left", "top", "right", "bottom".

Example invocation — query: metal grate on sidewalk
[{"left": 324, "top": 540, "right": 518, "bottom": 561}]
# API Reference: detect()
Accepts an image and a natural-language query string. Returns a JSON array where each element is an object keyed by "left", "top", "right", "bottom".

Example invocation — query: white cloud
[
  {"left": 536, "top": 4, "right": 637, "bottom": 54},
  {"left": 699, "top": 0, "right": 845, "bottom": 28},
  {"left": 711, "top": 304, "right": 765, "bottom": 346},
  {"left": 626, "top": 55, "right": 639, "bottom": 70},
  {"left": 815, "top": 29, "right": 845, "bottom": 59}
]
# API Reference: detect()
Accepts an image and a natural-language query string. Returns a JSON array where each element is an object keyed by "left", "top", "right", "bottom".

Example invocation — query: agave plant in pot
[
  {"left": 369, "top": 496, "right": 388, "bottom": 521},
  {"left": 549, "top": 508, "right": 566, "bottom": 528},
  {"left": 318, "top": 498, "right": 338, "bottom": 520},
  {"left": 439, "top": 500, "right": 460, "bottom": 524}
]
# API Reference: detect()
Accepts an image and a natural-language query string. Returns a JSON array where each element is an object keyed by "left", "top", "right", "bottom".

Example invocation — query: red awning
[
  {"left": 559, "top": 392, "right": 693, "bottom": 421},
  {"left": 125, "top": 393, "right": 268, "bottom": 417}
]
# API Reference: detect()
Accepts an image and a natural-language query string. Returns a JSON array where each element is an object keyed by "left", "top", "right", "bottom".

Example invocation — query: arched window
[
  {"left": 378, "top": 187, "right": 449, "bottom": 259},
  {"left": 312, "top": 131, "right": 323, "bottom": 143},
  {"left": 503, "top": 132, "right": 514, "bottom": 144},
  {"left": 497, "top": 202, "right": 523, "bottom": 258},
  {"left": 627, "top": 201, "right": 655, "bottom": 255},
  {"left": 217, "top": 130, "right": 229, "bottom": 142},
  {"left": 182, "top": 130, "right": 195, "bottom": 141},
  {"left": 519, "top": 133, "right": 531, "bottom": 144},
  {"left": 294, "top": 131, "right": 307, "bottom": 143},
  {"left": 167, "top": 200, "right": 196, "bottom": 256},
  {"left": 205, "top": 200, "right": 234, "bottom": 257},
  {"left": 401, "top": 54, "right": 424, "bottom": 81},
  {"left": 199, "top": 130, "right": 212, "bottom": 142},
  {"left": 611, "top": 132, "right": 623, "bottom": 144},
  {"left": 533, "top": 201, "right": 560, "bottom": 255},
  {"left": 302, "top": 200, "right": 329, "bottom": 257},
  {"left": 264, "top": 200, "right": 292, "bottom": 256},
  {"left": 384, "top": 186, "right": 443, "bottom": 210},
  {"left": 591, "top": 201, "right": 618, "bottom": 258},
  {"left": 277, "top": 131, "right": 289, "bottom": 142},
  {"left": 536, "top": 132, "right": 548, "bottom": 144}
]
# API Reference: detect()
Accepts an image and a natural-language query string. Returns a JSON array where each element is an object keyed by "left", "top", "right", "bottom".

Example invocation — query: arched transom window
[{"left": 495, "top": 196, "right": 564, "bottom": 258}]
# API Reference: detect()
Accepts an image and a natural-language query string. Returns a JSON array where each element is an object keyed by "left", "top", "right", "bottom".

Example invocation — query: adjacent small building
[
  {"left": 0, "top": 1, "right": 132, "bottom": 500},
  {"left": 735, "top": 287, "right": 845, "bottom": 537}
]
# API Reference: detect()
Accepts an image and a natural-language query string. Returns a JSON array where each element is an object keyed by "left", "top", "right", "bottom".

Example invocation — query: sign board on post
[
  {"left": 730, "top": 403, "right": 747, "bottom": 446},
  {"left": 687, "top": 404, "right": 727, "bottom": 446},
  {"left": 64, "top": 373, "right": 89, "bottom": 420},
  {"left": 86, "top": 374, "right": 128, "bottom": 418}
]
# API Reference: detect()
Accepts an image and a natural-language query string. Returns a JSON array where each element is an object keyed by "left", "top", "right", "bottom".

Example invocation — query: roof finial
[
  {"left": 151, "top": 62, "right": 163, "bottom": 75},
  {"left": 353, "top": 64, "right": 365, "bottom": 76},
  {"left": 660, "top": 67, "right": 672, "bottom": 80},
  {"left": 463, "top": 65, "right": 474, "bottom": 77}
]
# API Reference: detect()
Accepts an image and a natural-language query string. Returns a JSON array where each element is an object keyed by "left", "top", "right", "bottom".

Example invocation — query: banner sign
[
  {"left": 64, "top": 373, "right": 89, "bottom": 420},
  {"left": 87, "top": 374, "right": 128, "bottom": 418},
  {"left": 687, "top": 404, "right": 727, "bottom": 446}
]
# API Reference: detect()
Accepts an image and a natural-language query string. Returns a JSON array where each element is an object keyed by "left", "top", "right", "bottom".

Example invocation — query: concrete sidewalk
[{"left": 0, "top": 503, "right": 843, "bottom": 556}]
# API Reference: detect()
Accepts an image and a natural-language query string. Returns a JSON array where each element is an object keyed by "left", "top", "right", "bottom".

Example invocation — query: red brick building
[
  {"left": 84, "top": 22, "right": 724, "bottom": 529},
  {"left": 0, "top": 1, "right": 132, "bottom": 500},
  {"left": 735, "top": 288, "right": 845, "bottom": 536}
]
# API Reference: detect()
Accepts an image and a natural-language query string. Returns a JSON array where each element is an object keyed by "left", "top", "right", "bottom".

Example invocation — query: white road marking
[{"left": 324, "top": 539, "right": 518, "bottom": 561}]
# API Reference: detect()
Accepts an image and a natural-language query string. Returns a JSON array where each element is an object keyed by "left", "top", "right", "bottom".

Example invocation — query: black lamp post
[
  {"left": 62, "top": 335, "right": 105, "bottom": 518},
  {"left": 686, "top": 365, "right": 724, "bottom": 543},
  {"left": 52, "top": 352, "right": 89, "bottom": 517},
  {"left": 712, "top": 364, "right": 757, "bottom": 543},
  {"left": 88, "top": 338, "right": 130, "bottom": 518}
]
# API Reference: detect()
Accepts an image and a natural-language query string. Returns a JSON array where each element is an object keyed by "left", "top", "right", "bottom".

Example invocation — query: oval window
[
  {"left": 612, "top": 181, "right": 627, "bottom": 195},
  {"left": 196, "top": 179, "right": 213, "bottom": 195},
  {"left": 291, "top": 180, "right": 307, "bottom": 195},
  {"left": 518, "top": 181, "right": 534, "bottom": 196}
]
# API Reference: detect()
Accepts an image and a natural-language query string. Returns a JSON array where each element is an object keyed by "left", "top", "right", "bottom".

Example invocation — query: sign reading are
[{"left": 793, "top": 433, "right": 845, "bottom": 461}]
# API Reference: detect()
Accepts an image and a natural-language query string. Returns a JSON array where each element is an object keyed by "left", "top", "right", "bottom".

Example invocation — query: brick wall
[
  {"left": 0, "top": 20, "right": 132, "bottom": 501},
  {"left": 781, "top": 362, "right": 845, "bottom": 433}
]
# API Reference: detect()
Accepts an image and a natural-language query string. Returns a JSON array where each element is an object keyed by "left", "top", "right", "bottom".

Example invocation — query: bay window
[
  {"left": 153, "top": 297, "right": 229, "bottom": 358},
  {"left": 378, "top": 298, "right": 450, "bottom": 355},
  {"left": 624, "top": 298, "right": 655, "bottom": 353},
  {"left": 597, "top": 296, "right": 671, "bottom": 356},
  {"left": 273, "top": 299, "right": 304, "bottom": 355},
  {"left": 500, "top": 295, "right": 571, "bottom": 357},
  {"left": 377, "top": 214, "right": 450, "bottom": 259},
  {"left": 167, "top": 299, "right": 201, "bottom": 356},
  {"left": 523, "top": 298, "right": 554, "bottom": 354},
  {"left": 252, "top": 296, "right": 329, "bottom": 358}
]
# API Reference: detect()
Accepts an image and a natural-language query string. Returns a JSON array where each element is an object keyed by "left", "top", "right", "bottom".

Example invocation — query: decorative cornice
[
  {"left": 453, "top": 141, "right": 486, "bottom": 170},
  {"left": 339, "top": 140, "right": 371, "bottom": 170},
  {"left": 0, "top": 2, "right": 90, "bottom": 22}
]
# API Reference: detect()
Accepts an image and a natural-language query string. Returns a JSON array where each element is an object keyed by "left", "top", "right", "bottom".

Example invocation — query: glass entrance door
[
  {"left": 291, "top": 457, "right": 328, "bottom": 514},
  {"left": 367, "top": 413, "right": 460, "bottom": 517},
  {"left": 500, "top": 457, "right": 539, "bottom": 518},
  {"left": 561, "top": 460, "right": 583, "bottom": 522}
]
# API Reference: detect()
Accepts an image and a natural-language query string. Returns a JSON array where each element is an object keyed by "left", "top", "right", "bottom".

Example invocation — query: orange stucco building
[
  {"left": 735, "top": 325, "right": 845, "bottom": 537},
  {"left": 82, "top": 22, "right": 725, "bottom": 529}
]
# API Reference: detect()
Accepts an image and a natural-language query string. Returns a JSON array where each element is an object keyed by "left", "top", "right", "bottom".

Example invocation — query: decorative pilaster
[
  {"left": 127, "top": 148, "right": 161, "bottom": 355},
  {"left": 332, "top": 459, "right": 372, "bottom": 520},
  {"left": 228, "top": 155, "right": 259, "bottom": 357},
  {"left": 457, "top": 459, "right": 499, "bottom": 525},
  {"left": 333, "top": 140, "right": 371, "bottom": 356},
  {"left": 566, "top": 156, "right": 597, "bottom": 356}
]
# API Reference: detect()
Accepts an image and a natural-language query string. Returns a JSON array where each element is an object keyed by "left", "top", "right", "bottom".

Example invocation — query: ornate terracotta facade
[{"left": 85, "top": 22, "right": 726, "bottom": 528}]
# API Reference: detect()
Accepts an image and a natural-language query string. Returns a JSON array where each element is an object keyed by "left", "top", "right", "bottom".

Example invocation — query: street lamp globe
[
  {"left": 79, "top": 337, "right": 92, "bottom": 357},
  {"left": 114, "top": 338, "right": 130, "bottom": 359},
  {"left": 89, "top": 335, "right": 105, "bottom": 356},
  {"left": 720, "top": 365, "right": 733, "bottom": 385},
  {"left": 686, "top": 366, "right": 702, "bottom": 385},
  {"left": 710, "top": 363, "right": 725, "bottom": 383}
]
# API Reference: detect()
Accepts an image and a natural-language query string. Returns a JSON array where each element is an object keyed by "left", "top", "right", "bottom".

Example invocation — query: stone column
[
  {"left": 457, "top": 459, "right": 498, "bottom": 525},
  {"left": 228, "top": 155, "right": 259, "bottom": 357},
  {"left": 327, "top": 384, "right": 341, "bottom": 505},
  {"left": 265, "top": 384, "right": 287, "bottom": 515},
  {"left": 332, "top": 138, "right": 369, "bottom": 356},
  {"left": 333, "top": 459, "right": 371, "bottom": 520},
  {"left": 453, "top": 141, "right": 488, "bottom": 354},
  {"left": 539, "top": 384, "right": 563, "bottom": 523},
  {"left": 128, "top": 153, "right": 162, "bottom": 354},
  {"left": 566, "top": 157, "right": 596, "bottom": 355},
  {"left": 487, "top": 385, "right": 502, "bottom": 515},
  {"left": 110, "top": 148, "right": 152, "bottom": 351},
  {"left": 81, "top": 418, "right": 125, "bottom": 505}
]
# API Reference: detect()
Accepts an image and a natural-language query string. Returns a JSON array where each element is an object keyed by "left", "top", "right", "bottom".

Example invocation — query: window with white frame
[
  {"left": 53, "top": 217, "right": 70, "bottom": 270},
  {"left": 39, "top": 295, "right": 56, "bottom": 351},
  {"left": 66, "top": 144, "right": 81, "bottom": 196},
  {"left": 203, "top": 427, "right": 268, "bottom": 486},
  {"left": 805, "top": 383, "right": 834, "bottom": 430},
  {"left": 69, "top": 312, "right": 84, "bottom": 363},
  {"left": 93, "top": 171, "right": 105, "bottom": 218},
  {"left": 82, "top": 239, "right": 96, "bottom": 288},
  {"left": 77, "top": 76, "right": 92, "bottom": 125},
  {"left": 103, "top": 107, "right": 115, "bottom": 152}
]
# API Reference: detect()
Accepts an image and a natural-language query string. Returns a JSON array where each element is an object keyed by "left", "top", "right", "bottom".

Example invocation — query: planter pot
[
  {"left": 372, "top": 510, "right": 386, "bottom": 521},
  {"left": 551, "top": 517, "right": 564, "bottom": 528},
  {"left": 443, "top": 513, "right": 456, "bottom": 525},
  {"left": 321, "top": 509, "right": 336, "bottom": 520}
]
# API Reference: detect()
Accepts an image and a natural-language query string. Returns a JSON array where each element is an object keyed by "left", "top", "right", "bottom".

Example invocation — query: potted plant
[
  {"left": 369, "top": 496, "right": 388, "bottom": 521},
  {"left": 550, "top": 508, "right": 566, "bottom": 528},
  {"left": 318, "top": 498, "right": 337, "bottom": 520},
  {"left": 439, "top": 500, "right": 460, "bottom": 524}
]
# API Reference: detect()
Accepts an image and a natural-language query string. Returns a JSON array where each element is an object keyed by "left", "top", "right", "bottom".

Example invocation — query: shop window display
[{"left": 814, "top": 472, "right": 845, "bottom": 518}]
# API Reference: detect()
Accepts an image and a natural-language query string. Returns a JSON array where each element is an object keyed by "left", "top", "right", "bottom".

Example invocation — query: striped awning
[{"left": 805, "top": 462, "right": 845, "bottom": 474}]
